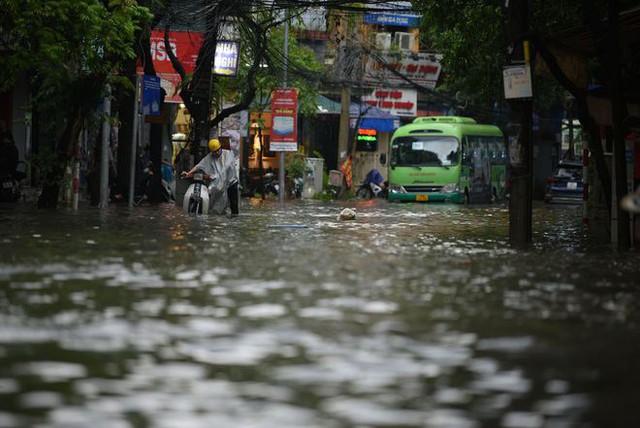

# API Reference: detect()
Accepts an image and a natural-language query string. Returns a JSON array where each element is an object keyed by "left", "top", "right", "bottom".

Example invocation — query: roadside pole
[
  {"left": 99, "top": 84, "right": 111, "bottom": 209},
  {"left": 128, "top": 75, "right": 140, "bottom": 207},
  {"left": 504, "top": 0, "right": 533, "bottom": 247},
  {"left": 279, "top": 19, "right": 289, "bottom": 205},
  {"left": 71, "top": 127, "right": 81, "bottom": 211},
  {"left": 338, "top": 87, "right": 350, "bottom": 165}
]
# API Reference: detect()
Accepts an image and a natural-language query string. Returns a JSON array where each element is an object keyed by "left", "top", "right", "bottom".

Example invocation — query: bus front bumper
[{"left": 388, "top": 189, "right": 463, "bottom": 203}]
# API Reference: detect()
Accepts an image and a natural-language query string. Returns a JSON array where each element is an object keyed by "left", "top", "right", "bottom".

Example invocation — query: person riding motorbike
[
  {"left": 181, "top": 138, "right": 239, "bottom": 215},
  {"left": 357, "top": 168, "right": 388, "bottom": 199}
]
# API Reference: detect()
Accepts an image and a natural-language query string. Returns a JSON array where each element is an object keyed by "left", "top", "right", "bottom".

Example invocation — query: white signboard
[
  {"left": 503, "top": 65, "right": 533, "bottom": 99},
  {"left": 363, "top": 52, "right": 442, "bottom": 88},
  {"left": 362, "top": 88, "right": 417, "bottom": 117}
]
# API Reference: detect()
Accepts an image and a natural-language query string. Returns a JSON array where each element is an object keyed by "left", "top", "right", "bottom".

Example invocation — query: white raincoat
[{"left": 193, "top": 149, "right": 237, "bottom": 214}]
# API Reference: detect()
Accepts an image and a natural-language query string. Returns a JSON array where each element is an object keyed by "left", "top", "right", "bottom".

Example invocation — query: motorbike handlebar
[{"left": 182, "top": 171, "right": 212, "bottom": 181}]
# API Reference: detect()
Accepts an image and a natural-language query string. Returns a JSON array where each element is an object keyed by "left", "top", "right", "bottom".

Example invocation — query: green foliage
[
  {"left": 210, "top": 13, "right": 323, "bottom": 117},
  {"left": 411, "top": 0, "right": 620, "bottom": 115},
  {"left": 285, "top": 152, "right": 308, "bottom": 179},
  {"left": 31, "top": 146, "right": 66, "bottom": 185},
  {"left": 0, "top": 0, "right": 151, "bottom": 115},
  {"left": 413, "top": 1, "right": 505, "bottom": 110}
]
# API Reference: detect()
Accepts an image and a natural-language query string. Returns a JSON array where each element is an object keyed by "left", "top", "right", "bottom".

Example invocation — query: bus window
[
  {"left": 392, "top": 136, "right": 460, "bottom": 167},
  {"left": 462, "top": 137, "right": 471, "bottom": 165}
]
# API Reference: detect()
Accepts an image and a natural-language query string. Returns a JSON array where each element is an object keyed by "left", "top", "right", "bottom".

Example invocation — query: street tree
[
  {"left": 158, "top": 0, "right": 323, "bottom": 165},
  {"left": 0, "top": 0, "right": 152, "bottom": 208}
]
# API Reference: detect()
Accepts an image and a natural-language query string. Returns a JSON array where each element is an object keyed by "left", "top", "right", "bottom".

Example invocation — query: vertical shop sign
[
  {"left": 270, "top": 87, "right": 298, "bottom": 151},
  {"left": 142, "top": 75, "right": 161, "bottom": 116},
  {"left": 213, "top": 41, "right": 240, "bottom": 76}
]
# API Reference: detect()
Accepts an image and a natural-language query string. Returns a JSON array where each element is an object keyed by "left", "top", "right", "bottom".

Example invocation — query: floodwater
[{"left": 0, "top": 198, "right": 639, "bottom": 428}]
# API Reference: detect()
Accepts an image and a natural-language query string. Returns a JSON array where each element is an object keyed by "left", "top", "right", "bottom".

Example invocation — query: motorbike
[
  {"left": 355, "top": 169, "right": 388, "bottom": 200},
  {"left": 0, "top": 174, "right": 20, "bottom": 202},
  {"left": 182, "top": 170, "right": 212, "bottom": 215},
  {"left": 291, "top": 176, "right": 303, "bottom": 198},
  {"left": 257, "top": 172, "right": 279, "bottom": 197},
  {"left": 355, "top": 181, "right": 386, "bottom": 200}
]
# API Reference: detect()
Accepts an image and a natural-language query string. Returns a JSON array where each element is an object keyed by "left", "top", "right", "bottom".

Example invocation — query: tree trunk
[
  {"left": 37, "top": 105, "right": 85, "bottom": 209},
  {"left": 117, "top": 59, "right": 136, "bottom": 200}
]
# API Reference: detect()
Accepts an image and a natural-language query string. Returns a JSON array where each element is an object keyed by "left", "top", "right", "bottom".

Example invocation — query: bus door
[{"left": 465, "top": 135, "right": 493, "bottom": 203}]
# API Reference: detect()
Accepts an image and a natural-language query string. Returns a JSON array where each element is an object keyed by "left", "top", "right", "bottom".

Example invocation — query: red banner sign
[
  {"left": 270, "top": 88, "right": 298, "bottom": 152},
  {"left": 150, "top": 30, "right": 202, "bottom": 74},
  {"left": 149, "top": 30, "right": 203, "bottom": 103}
]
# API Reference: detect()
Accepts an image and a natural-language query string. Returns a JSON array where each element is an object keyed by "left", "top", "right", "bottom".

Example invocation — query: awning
[
  {"left": 350, "top": 103, "right": 400, "bottom": 133},
  {"left": 317, "top": 95, "right": 342, "bottom": 113},
  {"left": 316, "top": 95, "right": 400, "bottom": 131}
]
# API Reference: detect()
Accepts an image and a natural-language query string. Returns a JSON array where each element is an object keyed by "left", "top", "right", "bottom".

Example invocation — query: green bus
[{"left": 388, "top": 116, "right": 507, "bottom": 203}]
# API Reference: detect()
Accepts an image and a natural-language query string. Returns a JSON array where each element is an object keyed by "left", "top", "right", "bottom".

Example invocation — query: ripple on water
[{"left": 0, "top": 202, "right": 636, "bottom": 427}]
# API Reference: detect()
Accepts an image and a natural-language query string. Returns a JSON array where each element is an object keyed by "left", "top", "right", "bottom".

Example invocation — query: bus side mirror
[{"left": 379, "top": 153, "right": 386, "bottom": 165}]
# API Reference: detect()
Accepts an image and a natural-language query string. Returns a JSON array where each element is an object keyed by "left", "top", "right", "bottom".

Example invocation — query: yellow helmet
[{"left": 208, "top": 138, "right": 221, "bottom": 152}]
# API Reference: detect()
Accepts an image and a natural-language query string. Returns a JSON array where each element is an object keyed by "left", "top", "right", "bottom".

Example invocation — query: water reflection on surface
[{"left": 0, "top": 199, "right": 639, "bottom": 427}]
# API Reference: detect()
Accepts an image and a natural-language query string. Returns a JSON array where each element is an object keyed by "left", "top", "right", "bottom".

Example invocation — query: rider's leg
[{"left": 227, "top": 182, "right": 239, "bottom": 215}]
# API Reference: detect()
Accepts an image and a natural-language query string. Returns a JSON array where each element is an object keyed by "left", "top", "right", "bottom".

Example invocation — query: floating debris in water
[{"left": 337, "top": 208, "right": 357, "bottom": 221}]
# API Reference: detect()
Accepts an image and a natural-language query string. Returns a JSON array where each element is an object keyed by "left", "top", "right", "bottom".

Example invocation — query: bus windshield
[{"left": 391, "top": 136, "right": 460, "bottom": 167}]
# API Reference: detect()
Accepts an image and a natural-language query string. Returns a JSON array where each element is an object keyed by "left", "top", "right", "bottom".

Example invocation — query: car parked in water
[{"left": 544, "top": 160, "right": 584, "bottom": 204}]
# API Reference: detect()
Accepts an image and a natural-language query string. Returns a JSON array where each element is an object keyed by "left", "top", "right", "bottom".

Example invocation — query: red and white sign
[
  {"left": 149, "top": 30, "right": 203, "bottom": 103},
  {"left": 362, "top": 88, "right": 417, "bottom": 117},
  {"left": 270, "top": 87, "right": 298, "bottom": 152},
  {"left": 363, "top": 52, "right": 442, "bottom": 89}
]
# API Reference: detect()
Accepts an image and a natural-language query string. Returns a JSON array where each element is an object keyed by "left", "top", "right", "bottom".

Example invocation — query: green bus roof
[
  {"left": 413, "top": 116, "right": 477, "bottom": 124},
  {"left": 393, "top": 116, "right": 503, "bottom": 138}
]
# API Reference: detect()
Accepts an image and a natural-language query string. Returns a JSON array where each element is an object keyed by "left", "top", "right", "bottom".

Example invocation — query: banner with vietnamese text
[{"left": 270, "top": 88, "right": 298, "bottom": 152}]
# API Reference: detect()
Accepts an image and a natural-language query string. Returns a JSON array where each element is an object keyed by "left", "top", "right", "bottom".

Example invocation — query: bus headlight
[
  {"left": 389, "top": 185, "right": 407, "bottom": 194},
  {"left": 439, "top": 183, "right": 459, "bottom": 193}
]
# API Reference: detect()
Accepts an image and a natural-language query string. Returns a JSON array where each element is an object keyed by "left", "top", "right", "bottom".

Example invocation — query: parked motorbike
[
  {"left": 257, "top": 172, "right": 279, "bottom": 197},
  {"left": 0, "top": 175, "right": 20, "bottom": 202},
  {"left": 291, "top": 176, "right": 304, "bottom": 198},
  {"left": 182, "top": 170, "right": 211, "bottom": 215},
  {"left": 355, "top": 181, "right": 386, "bottom": 200},
  {"left": 355, "top": 169, "right": 388, "bottom": 200}
]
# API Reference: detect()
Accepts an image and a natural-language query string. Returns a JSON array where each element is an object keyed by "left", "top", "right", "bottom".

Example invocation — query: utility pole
[
  {"left": 338, "top": 86, "right": 350, "bottom": 162},
  {"left": 279, "top": 19, "right": 289, "bottom": 204},
  {"left": 128, "top": 75, "right": 140, "bottom": 207},
  {"left": 504, "top": 0, "right": 533, "bottom": 247},
  {"left": 99, "top": 84, "right": 112, "bottom": 209}
]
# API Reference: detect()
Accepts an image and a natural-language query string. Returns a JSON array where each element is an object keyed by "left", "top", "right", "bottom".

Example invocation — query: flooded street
[{"left": 0, "top": 199, "right": 639, "bottom": 428}]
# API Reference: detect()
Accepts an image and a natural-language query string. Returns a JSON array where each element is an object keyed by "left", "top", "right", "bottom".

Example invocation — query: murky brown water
[{"left": 0, "top": 198, "right": 639, "bottom": 428}]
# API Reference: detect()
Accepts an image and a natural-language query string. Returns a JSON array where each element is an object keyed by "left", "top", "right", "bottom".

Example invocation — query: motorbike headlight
[
  {"left": 389, "top": 185, "right": 407, "bottom": 194},
  {"left": 440, "top": 183, "right": 459, "bottom": 193}
]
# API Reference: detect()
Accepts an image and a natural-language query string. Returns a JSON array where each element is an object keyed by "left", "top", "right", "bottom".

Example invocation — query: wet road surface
[{"left": 0, "top": 198, "right": 639, "bottom": 427}]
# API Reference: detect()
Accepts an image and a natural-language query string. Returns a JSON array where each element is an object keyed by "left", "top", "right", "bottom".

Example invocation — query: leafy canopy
[{"left": 0, "top": 0, "right": 151, "bottom": 111}]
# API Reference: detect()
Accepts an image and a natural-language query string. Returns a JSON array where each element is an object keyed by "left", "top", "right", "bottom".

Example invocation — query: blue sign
[
  {"left": 142, "top": 75, "right": 162, "bottom": 116},
  {"left": 363, "top": 13, "right": 421, "bottom": 27},
  {"left": 214, "top": 41, "right": 240, "bottom": 77}
]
